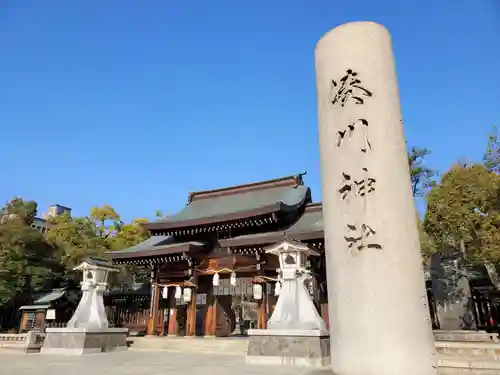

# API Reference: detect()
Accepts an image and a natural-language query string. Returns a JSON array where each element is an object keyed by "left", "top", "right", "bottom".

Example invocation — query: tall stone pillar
[{"left": 314, "top": 22, "right": 437, "bottom": 375}]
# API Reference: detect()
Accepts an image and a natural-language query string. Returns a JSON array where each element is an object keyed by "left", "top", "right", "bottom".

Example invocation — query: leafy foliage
[
  {"left": 408, "top": 147, "right": 436, "bottom": 197},
  {"left": 0, "top": 200, "right": 59, "bottom": 306},
  {"left": 107, "top": 218, "right": 149, "bottom": 251},
  {"left": 46, "top": 213, "right": 106, "bottom": 271},
  {"left": 0, "top": 199, "right": 152, "bottom": 309},
  {"left": 1, "top": 197, "right": 37, "bottom": 224},
  {"left": 105, "top": 217, "right": 151, "bottom": 285},
  {"left": 424, "top": 163, "right": 500, "bottom": 264},
  {"left": 90, "top": 205, "right": 120, "bottom": 239},
  {"left": 418, "top": 216, "right": 436, "bottom": 265},
  {"left": 406, "top": 146, "right": 437, "bottom": 263},
  {"left": 45, "top": 206, "right": 150, "bottom": 281},
  {"left": 483, "top": 126, "right": 499, "bottom": 173}
]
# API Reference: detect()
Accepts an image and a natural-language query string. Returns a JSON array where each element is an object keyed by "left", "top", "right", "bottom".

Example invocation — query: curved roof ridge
[{"left": 188, "top": 173, "right": 306, "bottom": 202}]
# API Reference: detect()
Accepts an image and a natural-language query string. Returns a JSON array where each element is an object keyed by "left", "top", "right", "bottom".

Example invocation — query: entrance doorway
[{"left": 195, "top": 306, "right": 205, "bottom": 336}]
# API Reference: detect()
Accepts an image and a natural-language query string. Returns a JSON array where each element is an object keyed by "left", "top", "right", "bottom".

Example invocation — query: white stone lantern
[
  {"left": 67, "top": 258, "right": 120, "bottom": 329},
  {"left": 41, "top": 257, "right": 129, "bottom": 355},
  {"left": 245, "top": 238, "right": 329, "bottom": 367},
  {"left": 256, "top": 238, "right": 326, "bottom": 332}
]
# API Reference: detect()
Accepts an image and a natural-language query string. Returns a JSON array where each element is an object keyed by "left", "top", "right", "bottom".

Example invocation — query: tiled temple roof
[{"left": 142, "top": 174, "right": 310, "bottom": 233}]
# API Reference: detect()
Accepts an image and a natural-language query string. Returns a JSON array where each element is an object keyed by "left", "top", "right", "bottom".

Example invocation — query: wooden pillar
[
  {"left": 257, "top": 284, "right": 267, "bottom": 329},
  {"left": 147, "top": 267, "right": 160, "bottom": 335},
  {"left": 204, "top": 284, "right": 216, "bottom": 336},
  {"left": 167, "top": 288, "right": 178, "bottom": 336},
  {"left": 257, "top": 256, "right": 267, "bottom": 329},
  {"left": 186, "top": 275, "right": 198, "bottom": 336},
  {"left": 211, "top": 295, "right": 218, "bottom": 336},
  {"left": 203, "top": 278, "right": 218, "bottom": 337}
]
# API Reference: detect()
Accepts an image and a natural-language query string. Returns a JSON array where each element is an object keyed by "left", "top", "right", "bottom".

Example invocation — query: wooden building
[
  {"left": 18, "top": 288, "right": 76, "bottom": 333},
  {"left": 106, "top": 173, "right": 500, "bottom": 337},
  {"left": 107, "top": 174, "right": 328, "bottom": 337}
]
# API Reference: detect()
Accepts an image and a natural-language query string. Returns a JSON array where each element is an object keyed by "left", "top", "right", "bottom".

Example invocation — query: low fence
[
  {"left": 45, "top": 321, "right": 68, "bottom": 329},
  {"left": 0, "top": 332, "right": 42, "bottom": 352},
  {"left": 105, "top": 304, "right": 150, "bottom": 333}
]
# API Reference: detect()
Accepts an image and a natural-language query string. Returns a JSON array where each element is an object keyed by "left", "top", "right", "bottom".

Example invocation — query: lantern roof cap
[
  {"left": 264, "top": 238, "right": 320, "bottom": 257},
  {"left": 73, "top": 257, "right": 120, "bottom": 272}
]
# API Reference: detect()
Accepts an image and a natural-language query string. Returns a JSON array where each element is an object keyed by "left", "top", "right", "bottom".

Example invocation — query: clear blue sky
[{"left": 1, "top": 1, "right": 499, "bottom": 221}]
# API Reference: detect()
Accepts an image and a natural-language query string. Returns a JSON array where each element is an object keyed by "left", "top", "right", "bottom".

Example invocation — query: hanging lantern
[
  {"left": 274, "top": 281, "right": 281, "bottom": 296},
  {"left": 183, "top": 288, "right": 192, "bottom": 303},
  {"left": 253, "top": 284, "right": 263, "bottom": 300},
  {"left": 212, "top": 272, "right": 220, "bottom": 286},
  {"left": 175, "top": 286, "right": 182, "bottom": 299},
  {"left": 230, "top": 272, "right": 237, "bottom": 286},
  {"left": 161, "top": 286, "right": 169, "bottom": 299}
]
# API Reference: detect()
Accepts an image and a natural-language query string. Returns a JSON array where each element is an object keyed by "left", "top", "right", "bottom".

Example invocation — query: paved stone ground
[{"left": 0, "top": 351, "right": 324, "bottom": 375}]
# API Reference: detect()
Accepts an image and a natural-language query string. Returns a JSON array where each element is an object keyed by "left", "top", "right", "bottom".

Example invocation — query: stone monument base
[
  {"left": 41, "top": 327, "right": 128, "bottom": 355},
  {"left": 246, "top": 329, "right": 330, "bottom": 367}
]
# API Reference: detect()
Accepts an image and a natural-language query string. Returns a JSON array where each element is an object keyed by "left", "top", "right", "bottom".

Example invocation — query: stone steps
[
  {"left": 129, "top": 337, "right": 249, "bottom": 354},
  {"left": 436, "top": 341, "right": 500, "bottom": 361},
  {"left": 438, "top": 358, "right": 500, "bottom": 375},
  {"left": 436, "top": 341, "right": 500, "bottom": 374},
  {"left": 129, "top": 336, "right": 500, "bottom": 373},
  {"left": 434, "top": 330, "right": 499, "bottom": 343}
]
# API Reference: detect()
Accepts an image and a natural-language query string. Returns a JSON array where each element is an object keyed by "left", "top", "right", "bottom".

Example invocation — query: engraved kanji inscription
[
  {"left": 331, "top": 69, "right": 373, "bottom": 108},
  {"left": 344, "top": 223, "right": 382, "bottom": 251},
  {"left": 339, "top": 168, "right": 376, "bottom": 200},
  {"left": 354, "top": 168, "right": 376, "bottom": 197},
  {"left": 339, "top": 172, "right": 353, "bottom": 199},
  {"left": 337, "top": 118, "right": 371, "bottom": 153}
]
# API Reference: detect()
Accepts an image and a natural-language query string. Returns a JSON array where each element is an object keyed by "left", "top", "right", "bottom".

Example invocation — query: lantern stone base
[
  {"left": 40, "top": 327, "right": 129, "bottom": 355},
  {"left": 245, "top": 329, "right": 330, "bottom": 367}
]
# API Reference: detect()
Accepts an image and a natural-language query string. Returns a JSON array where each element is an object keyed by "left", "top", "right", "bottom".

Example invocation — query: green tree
[
  {"left": 484, "top": 126, "right": 499, "bottom": 173},
  {"left": 46, "top": 213, "right": 105, "bottom": 271},
  {"left": 408, "top": 147, "right": 436, "bottom": 197},
  {"left": 424, "top": 163, "right": 500, "bottom": 264},
  {"left": 1, "top": 197, "right": 37, "bottom": 224},
  {"left": 106, "top": 218, "right": 151, "bottom": 285},
  {"left": 107, "top": 218, "right": 149, "bottom": 251},
  {"left": 90, "top": 205, "right": 120, "bottom": 239},
  {"left": 47, "top": 205, "right": 151, "bottom": 286},
  {"left": 418, "top": 217, "right": 436, "bottom": 265},
  {"left": 406, "top": 147, "right": 437, "bottom": 263},
  {"left": 0, "top": 199, "right": 58, "bottom": 306}
]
